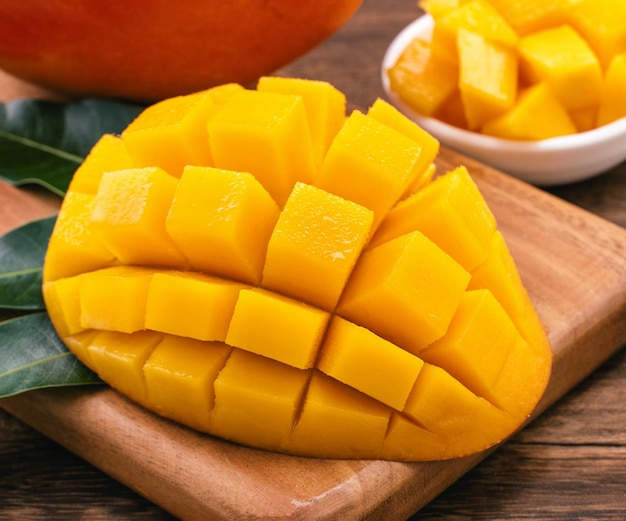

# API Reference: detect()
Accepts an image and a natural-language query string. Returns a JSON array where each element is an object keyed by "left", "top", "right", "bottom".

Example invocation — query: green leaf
[
  {"left": 0, "top": 216, "right": 56, "bottom": 311},
  {"left": 0, "top": 313, "right": 102, "bottom": 398},
  {"left": 0, "top": 98, "right": 143, "bottom": 196}
]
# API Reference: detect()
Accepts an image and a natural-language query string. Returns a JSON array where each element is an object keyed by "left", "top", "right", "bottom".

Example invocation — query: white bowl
[{"left": 381, "top": 15, "right": 626, "bottom": 186}]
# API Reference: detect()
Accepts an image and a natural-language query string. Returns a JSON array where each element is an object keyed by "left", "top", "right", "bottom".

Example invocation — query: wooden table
[{"left": 1, "top": 0, "right": 625, "bottom": 519}]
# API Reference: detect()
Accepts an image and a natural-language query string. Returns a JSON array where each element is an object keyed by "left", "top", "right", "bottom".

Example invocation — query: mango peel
[{"left": 43, "top": 76, "right": 552, "bottom": 461}]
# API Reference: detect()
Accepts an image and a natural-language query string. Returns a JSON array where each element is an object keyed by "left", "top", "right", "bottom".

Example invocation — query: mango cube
[
  {"left": 256, "top": 76, "right": 346, "bottom": 167},
  {"left": 262, "top": 182, "right": 373, "bottom": 311},
  {"left": 288, "top": 373, "right": 391, "bottom": 458},
  {"left": 86, "top": 329, "right": 163, "bottom": 405},
  {"left": 68, "top": 134, "right": 135, "bottom": 194},
  {"left": 121, "top": 83, "right": 243, "bottom": 177},
  {"left": 338, "top": 231, "right": 470, "bottom": 354},
  {"left": 143, "top": 336, "right": 232, "bottom": 431},
  {"left": 145, "top": 272, "right": 246, "bottom": 342},
  {"left": 317, "top": 316, "right": 424, "bottom": 411},
  {"left": 43, "top": 191, "right": 115, "bottom": 281},
  {"left": 419, "top": 289, "right": 520, "bottom": 406},
  {"left": 317, "top": 110, "right": 426, "bottom": 230},
  {"left": 564, "top": 0, "right": 626, "bottom": 70},
  {"left": 386, "top": 36, "right": 458, "bottom": 117},
  {"left": 90, "top": 167, "right": 187, "bottom": 269},
  {"left": 207, "top": 89, "right": 317, "bottom": 207},
  {"left": 371, "top": 166, "right": 496, "bottom": 271},
  {"left": 42, "top": 277, "right": 85, "bottom": 338},
  {"left": 487, "top": 0, "right": 569, "bottom": 36},
  {"left": 211, "top": 349, "right": 309, "bottom": 451},
  {"left": 457, "top": 28, "right": 518, "bottom": 130},
  {"left": 434, "top": 0, "right": 519, "bottom": 58},
  {"left": 403, "top": 363, "right": 514, "bottom": 447},
  {"left": 79, "top": 266, "right": 155, "bottom": 334},
  {"left": 597, "top": 52, "right": 626, "bottom": 127},
  {"left": 367, "top": 98, "right": 441, "bottom": 188},
  {"left": 166, "top": 165, "right": 279, "bottom": 285},
  {"left": 519, "top": 24, "right": 603, "bottom": 111},
  {"left": 226, "top": 288, "right": 330, "bottom": 370},
  {"left": 482, "top": 83, "right": 577, "bottom": 140}
]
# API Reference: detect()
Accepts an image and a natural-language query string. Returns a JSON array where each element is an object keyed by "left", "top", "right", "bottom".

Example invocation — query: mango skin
[
  {"left": 43, "top": 78, "right": 552, "bottom": 461},
  {"left": 0, "top": 0, "right": 362, "bottom": 102}
]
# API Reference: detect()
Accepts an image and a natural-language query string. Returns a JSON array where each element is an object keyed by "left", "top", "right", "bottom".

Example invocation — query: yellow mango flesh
[
  {"left": 564, "top": 0, "right": 626, "bottom": 70},
  {"left": 121, "top": 83, "right": 243, "bottom": 177},
  {"left": 519, "top": 24, "right": 603, "bottom": 112},
  {"left": 597, "top": 53, "right": 626, "bottom": 127},
  {"left": 68, "top": 133, "right": 135, "bottom": 194},
  {"left": 457, "top": 28, "right": 518, "bottom": 130},
  {"left": 261, "top": 181, "right": 373, "bottom": 311},
  {"left": 206, "top": 89, "right": 317, "bottom": 208},
  {"left": 393, "top": 0, "right": 626, "bottom": 139},
  {"left": 482, "top": 83, "right": 577, "bottom": 140},
  {"left": 485, "top": 0, "right": 569, "bottom": 36},
  {"left": 371, "top": 166, "right": 497, "bottom": 271},
  {"left": 165, "top": 165, "right": 280, "bottom": 285},
  {"left": 434, "top": 0, "right": 519, "bottom": 59},
  {"left": 256, "top": 76, "right": 347, "bottom": 167},
  {"left": 90, "top": 167, "right": 188, "bottom": 269},
  {"left": 143, "top": 336, "right": 232, "bottom": 432},
  {"left": 43, "top": 77, "right": 552, "bottom": 461},
  {"left": 386, "top": 36, "right": 459, "bottom": 117}
]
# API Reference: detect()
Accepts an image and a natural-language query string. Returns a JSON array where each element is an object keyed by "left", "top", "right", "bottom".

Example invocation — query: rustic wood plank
[{"left": 0, "top": 409, "right": 175, "bottom": 521}]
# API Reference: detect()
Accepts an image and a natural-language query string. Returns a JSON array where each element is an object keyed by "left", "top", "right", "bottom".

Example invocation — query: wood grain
[{"left": 1, "top": 148, "right": 625, "bottom": 520}]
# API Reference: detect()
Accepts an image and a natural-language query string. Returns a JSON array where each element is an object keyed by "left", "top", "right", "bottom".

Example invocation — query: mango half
[{"left": 42, "top": 77, "right": 552, "bottom": 461}]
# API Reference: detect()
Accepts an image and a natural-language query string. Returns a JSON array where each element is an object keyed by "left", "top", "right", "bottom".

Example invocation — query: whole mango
[{"left": 0, "top": 0, "right": 362, "bottom": 102}]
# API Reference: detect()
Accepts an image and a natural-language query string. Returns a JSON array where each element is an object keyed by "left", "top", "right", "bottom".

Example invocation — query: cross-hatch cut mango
[
  {"left": 43, "top": 76, "right": 552, "bottom": 461},
  {"left": 388, "top": 0, "right": 626, "bottom": 139}
]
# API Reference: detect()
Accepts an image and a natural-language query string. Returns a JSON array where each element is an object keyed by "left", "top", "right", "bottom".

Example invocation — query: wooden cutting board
[{"left": 1, "top": 145, "right": 625, "bottom": 520}]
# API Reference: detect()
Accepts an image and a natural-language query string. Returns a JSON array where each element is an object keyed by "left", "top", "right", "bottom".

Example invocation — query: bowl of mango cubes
[{"left": 382, "top": 0, "right": 626, "bottom": 186}]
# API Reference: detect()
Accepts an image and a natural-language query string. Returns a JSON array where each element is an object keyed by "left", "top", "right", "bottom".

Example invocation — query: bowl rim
[{"left": 381, "top": 14, "right": 626, "bottom": 162}]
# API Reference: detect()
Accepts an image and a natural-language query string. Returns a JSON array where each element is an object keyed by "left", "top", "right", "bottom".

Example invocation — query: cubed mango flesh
[
  {"left": 597, "top": 53, "right": 626, "bottom": 127},
  {"left": 434, "top": 0, "right": 519, "bottom": 58},
  {"left": 564, "top": 0, "right": 626, "bottom": 70},
  {"left": 387, "top": 36, "right": 459, "bottom": 117},
  {"left": 121, "top": 83, "right": 243, "bottom": 177},
  {"left": 256, "top": 76, "right": 347, "bottom": 167},
  {"left": 261, "top": 181, "right": 373, "bottom": 311},
  {"left": 143, "top": 335, "right": 232, "bottom": 432},
  {"left": 90, "top": 167, "right": 188, "bottom": 269},
  {"left": 317, "top": 110, "right": 430, "bottom": 230},
  {"left": 481, "top": 82, "right": 577, "bottom": 140},
  {"left": 485, "top": 0, "right": 569, "bottom": 36},
  {"left": 518, "top": 24, "right": 603, "bottom": 112},
  {"left": 68, "top": 134, "right": 134, "bottom": 194},
  {"left": 457, "top": 28, "right": 518, "bottom": 130},
  {"left": 392, "top": 0, "right": 626, "bottom": 139},
  {"left": 371, "top": 166, "right": 496, "bottom": 271},
  {"left": 338, "top": 230, "right": 471, "bottom": 354},
  {"left": 225, "top": 288, "right": 330, "bottom": 370},
  {"left": 43, "top": 78, "right": 552, "bottom": 461},
  {"left": 43, "top": 191, "right": 116, "bottom": 282},
  {"left": 165, "top": 165, "right": 280, "bottom": 285},
  {"left": 207, "top": 89, "right": 317, "bottom": 207}
]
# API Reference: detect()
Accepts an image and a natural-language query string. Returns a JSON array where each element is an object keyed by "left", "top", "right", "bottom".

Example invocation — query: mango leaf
[
  {"left": 0, "top": 312, "right": 102, "bottom": 398},
  {"left": 0, "top": 98, "right": 142, "bottom": 196},
  {"left": 0, "top": 216, "right": 56, "bottom": 310}
]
